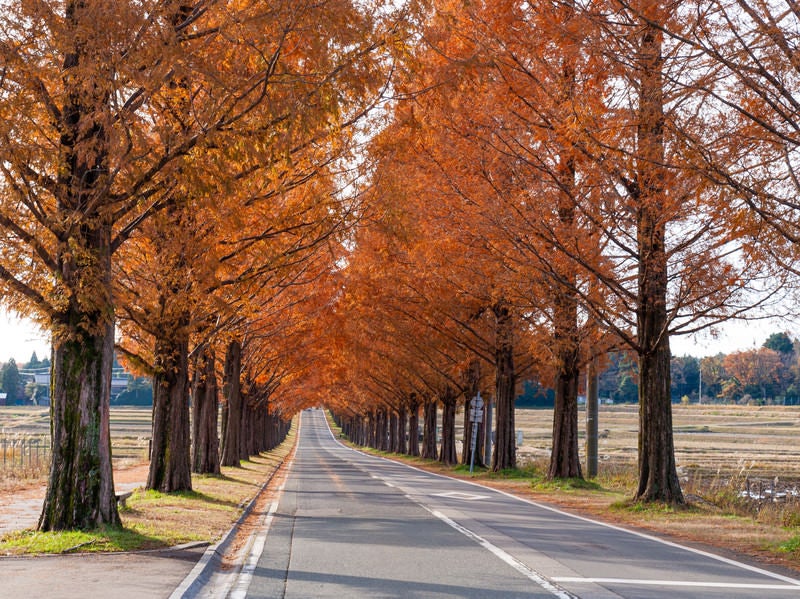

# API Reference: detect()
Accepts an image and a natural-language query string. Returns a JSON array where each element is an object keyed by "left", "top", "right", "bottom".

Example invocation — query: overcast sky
[
  {"left": 0, "top": 308, "right": 794, "bottom": 364},
  {"left": 0, "top": 310, "right": 50, "bottom": 364}
]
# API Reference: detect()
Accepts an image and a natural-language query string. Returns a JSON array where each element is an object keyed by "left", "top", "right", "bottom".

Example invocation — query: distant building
[{"left": 0, "top": 392, "right": 6, "bottom": 406}]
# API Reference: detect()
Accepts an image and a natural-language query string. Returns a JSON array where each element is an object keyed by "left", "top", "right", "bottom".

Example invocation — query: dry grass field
[
  {"left": 0, "top": 406, "right": 151, "bottom": 488},
  {"left": 514, "top": 404, "right": 800, "bottom": 484},
  {"left": 5, "top": 403, "right": 799, "bottom": 483}
]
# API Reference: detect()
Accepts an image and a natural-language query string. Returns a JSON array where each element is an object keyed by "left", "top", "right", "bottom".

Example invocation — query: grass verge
[{"left": 0, "top": 420, "right": 297, "bottom": 555}]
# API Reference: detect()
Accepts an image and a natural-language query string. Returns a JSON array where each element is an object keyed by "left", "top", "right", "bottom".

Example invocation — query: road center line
[{"left": 552, "top": 577, "right": 800, "bottom": 590}]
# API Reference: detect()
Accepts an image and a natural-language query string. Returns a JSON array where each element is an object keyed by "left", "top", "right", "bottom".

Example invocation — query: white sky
[
  {"left": 670, "top": 318, "right": 792, "bottom": 357},
  {"left": 0, "top": 309, "right": 794, "bottom": 364},
  {"left": 0, "top": 310, "right": 51, "bottom": 364}
]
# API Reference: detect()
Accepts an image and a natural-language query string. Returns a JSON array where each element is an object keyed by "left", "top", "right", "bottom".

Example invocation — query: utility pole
[
  {"left": 698, "top": 357, "right": 702, "bottom": 404},
  {"left": 586, "top": 358, "right": 599, "bottom": 477},
  {"left": 484, "top": 397, "right": 493, "bottom": 467}
]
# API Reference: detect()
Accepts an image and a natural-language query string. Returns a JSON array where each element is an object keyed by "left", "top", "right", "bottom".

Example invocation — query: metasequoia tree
[
  {"left": 398, "top": 0, "right": 786, "bottom": 499},
  {"left": 571, "top": 1, "right": 783, "bottom": 501},
  {"left": 0, "top": 0, "right": 395, "bottom": 528},
  {"left": 653, "top": 1, "right": 800, "bottom": 252},
  {"left": 394, "top": 0, "right": 597, "bottom": 474}
]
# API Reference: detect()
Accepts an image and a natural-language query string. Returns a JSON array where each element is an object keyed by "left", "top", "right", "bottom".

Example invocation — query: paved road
[{"left": 232, "top": 409, "right": 800, "bottom": 598}]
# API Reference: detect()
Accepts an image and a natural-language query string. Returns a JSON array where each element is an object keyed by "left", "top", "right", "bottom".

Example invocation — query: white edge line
[
  {"left": 228, "top": 493, "right": 283, "bottom": 599},
  {"left": 552, "top": 577, "right": 800, "bottom": 590},
  {"left": 322, "top": 414, "right": 800, "bottom": 588},
  {"left": 424, "top": 506, "right": 577, "bottom": 599}
]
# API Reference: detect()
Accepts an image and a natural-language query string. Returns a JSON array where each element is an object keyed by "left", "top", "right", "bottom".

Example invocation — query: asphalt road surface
[{"left": 232, "top": 409, "right": 800, "bottom": 598}]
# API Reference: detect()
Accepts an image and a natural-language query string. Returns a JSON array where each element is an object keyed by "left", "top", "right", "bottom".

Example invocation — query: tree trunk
[
  {"left": 389, "top": 411, "right": 398, "bottom": 452},
  {"left": 40, "top": 320, "right": 119, "bottom": 530},
  {"left": 192, "top": 347, "right": 220, "bottom": 474},
  {"left": 220, "top": 340, "right": 242, "bottom": 467},
  {"left": 439, "top": 388, "right": 458, "bottom": 466},
  {"left": 548, "top": 275, "right": 582, "bottom": 479},
  {"left": 239, "top": 393, "right": 251, "bottom": 460},
  {"left": 380, "top": 409, "right": 389, "bottom": 451},
  {"left": 367, "top": 412, "right": 376, "bottom": 448},
  {"left": 147, "top": 329, "right": 192, "bottom": 492},
  {"left": 634, "top": 8, "right": 683, "bottom": 504},
  {"left": 375, "top": 409, "right": 385, "bottom": 450},
  {"left": 548, "top": 344, "right": 582, "bottom": 479},
  {"left": 421, "top": 400, "right": 438, "bottom": 460},
  {"left": 397, "top": 405, "right": 407, "bottom": 454},
  {"left": 407, "top": 397, "right": 420, "bottom": 456},
  {"left": 492, "top": 301, "right": 516, "bottom": 471}
]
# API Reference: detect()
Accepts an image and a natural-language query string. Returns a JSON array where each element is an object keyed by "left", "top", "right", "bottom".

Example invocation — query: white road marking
[
  {"left": 423, "top": 507, "right": 578, "bottom": 599},
  {"left": 330, "top": 433, "right": 800, "bottom": 589},
  {"left": 553, "top": 577, "right": 800, "bottom": 590},
  {"left": 433, "top": 491, "right": 490, "bottom": 501},
  {"left": 229, "top": 488, "right": 283, "bottom": 599},
  {"left": 323, "top": 415, "right": 800, "bottom": 591}
]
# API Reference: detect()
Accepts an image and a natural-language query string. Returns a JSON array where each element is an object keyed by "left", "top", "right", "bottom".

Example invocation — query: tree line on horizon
[{"left": 0, "top": 1, "right": 800, "bottom": 532}]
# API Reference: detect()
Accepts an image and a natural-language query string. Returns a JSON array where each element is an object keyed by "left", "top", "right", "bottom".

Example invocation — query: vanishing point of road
[{"left": 229, "top": 409, "right": 800, "bottom": 598}]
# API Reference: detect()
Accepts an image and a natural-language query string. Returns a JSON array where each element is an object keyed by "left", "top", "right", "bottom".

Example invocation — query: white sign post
[{"left": 469, "top": 392, "right": 484, "bottom": 474}]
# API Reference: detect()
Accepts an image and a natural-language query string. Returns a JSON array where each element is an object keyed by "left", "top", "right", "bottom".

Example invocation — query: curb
[{"left": 168, "top": 433, "right": 297, "bottom": 599}]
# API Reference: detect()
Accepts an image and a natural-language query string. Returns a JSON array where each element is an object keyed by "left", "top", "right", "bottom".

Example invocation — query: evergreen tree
[
  {"left": 1, "top": 358, "right": 21, "bottom": 403},
  {"left": 763, "top": 332, "right": 794, "bottom": 355}
]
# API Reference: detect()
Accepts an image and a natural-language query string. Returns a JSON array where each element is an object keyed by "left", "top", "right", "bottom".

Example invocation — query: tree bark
[
  {"left": 439, "top": 388, "right": 458, "bottom": 466},
  {"left": 191, "top": 347, "right": 220, "bottom": 474},
  {"left": 389, "top": 411, "right": 399, "bottom": 452},
  {"left": 492, "top": 300, "right": 517, "bottom": 471},
  {"left": 40, "top": 320, "right": 119, "bottom": 530},
  {"left": 548, "top": 271, "right": 582, "bottom": 479},
  {"left": 586, "top": 357, "right": 599, "bottom": 477},
  {"left": 421, "top": 400, "right": 438, "bottom": 460},
  {"left": 407, "top": 396, "right": 420, "bottom": 456},
  {"left": 397, "top": 405, "right": 407, "bottom": 455},
  {"left": 239, "top": 391, "right": 252, "bottom": 460},
  {"left": 634, "top": 7, "right": 683, "bottom": 504},
  {"left": 220, "top": 340, "right": 243, "bottom": 467},
  {"left": 147, "top": 329, "right": 192, "bottom": 492},
  {"left": 548, "top": 341, "right": 582, "bottom": 479}
]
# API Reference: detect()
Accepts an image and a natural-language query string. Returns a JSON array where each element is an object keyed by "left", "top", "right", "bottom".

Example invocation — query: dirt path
[{"left": 0, "top": 462, "right": 150, "bottom": 536}]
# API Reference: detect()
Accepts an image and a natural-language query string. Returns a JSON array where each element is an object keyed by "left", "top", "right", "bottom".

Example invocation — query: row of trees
[
  {"left": 325, "top": 0, "right": 800, "bottom": 506},
  {"left": 0, "top": 1, "right": 401, "bottom": 530},
  {"left": 2, "top": 0, "right": 800, "bottom": 531},
  {"left": 671, "top": 333, "right": 800, "bottom": 405}
]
